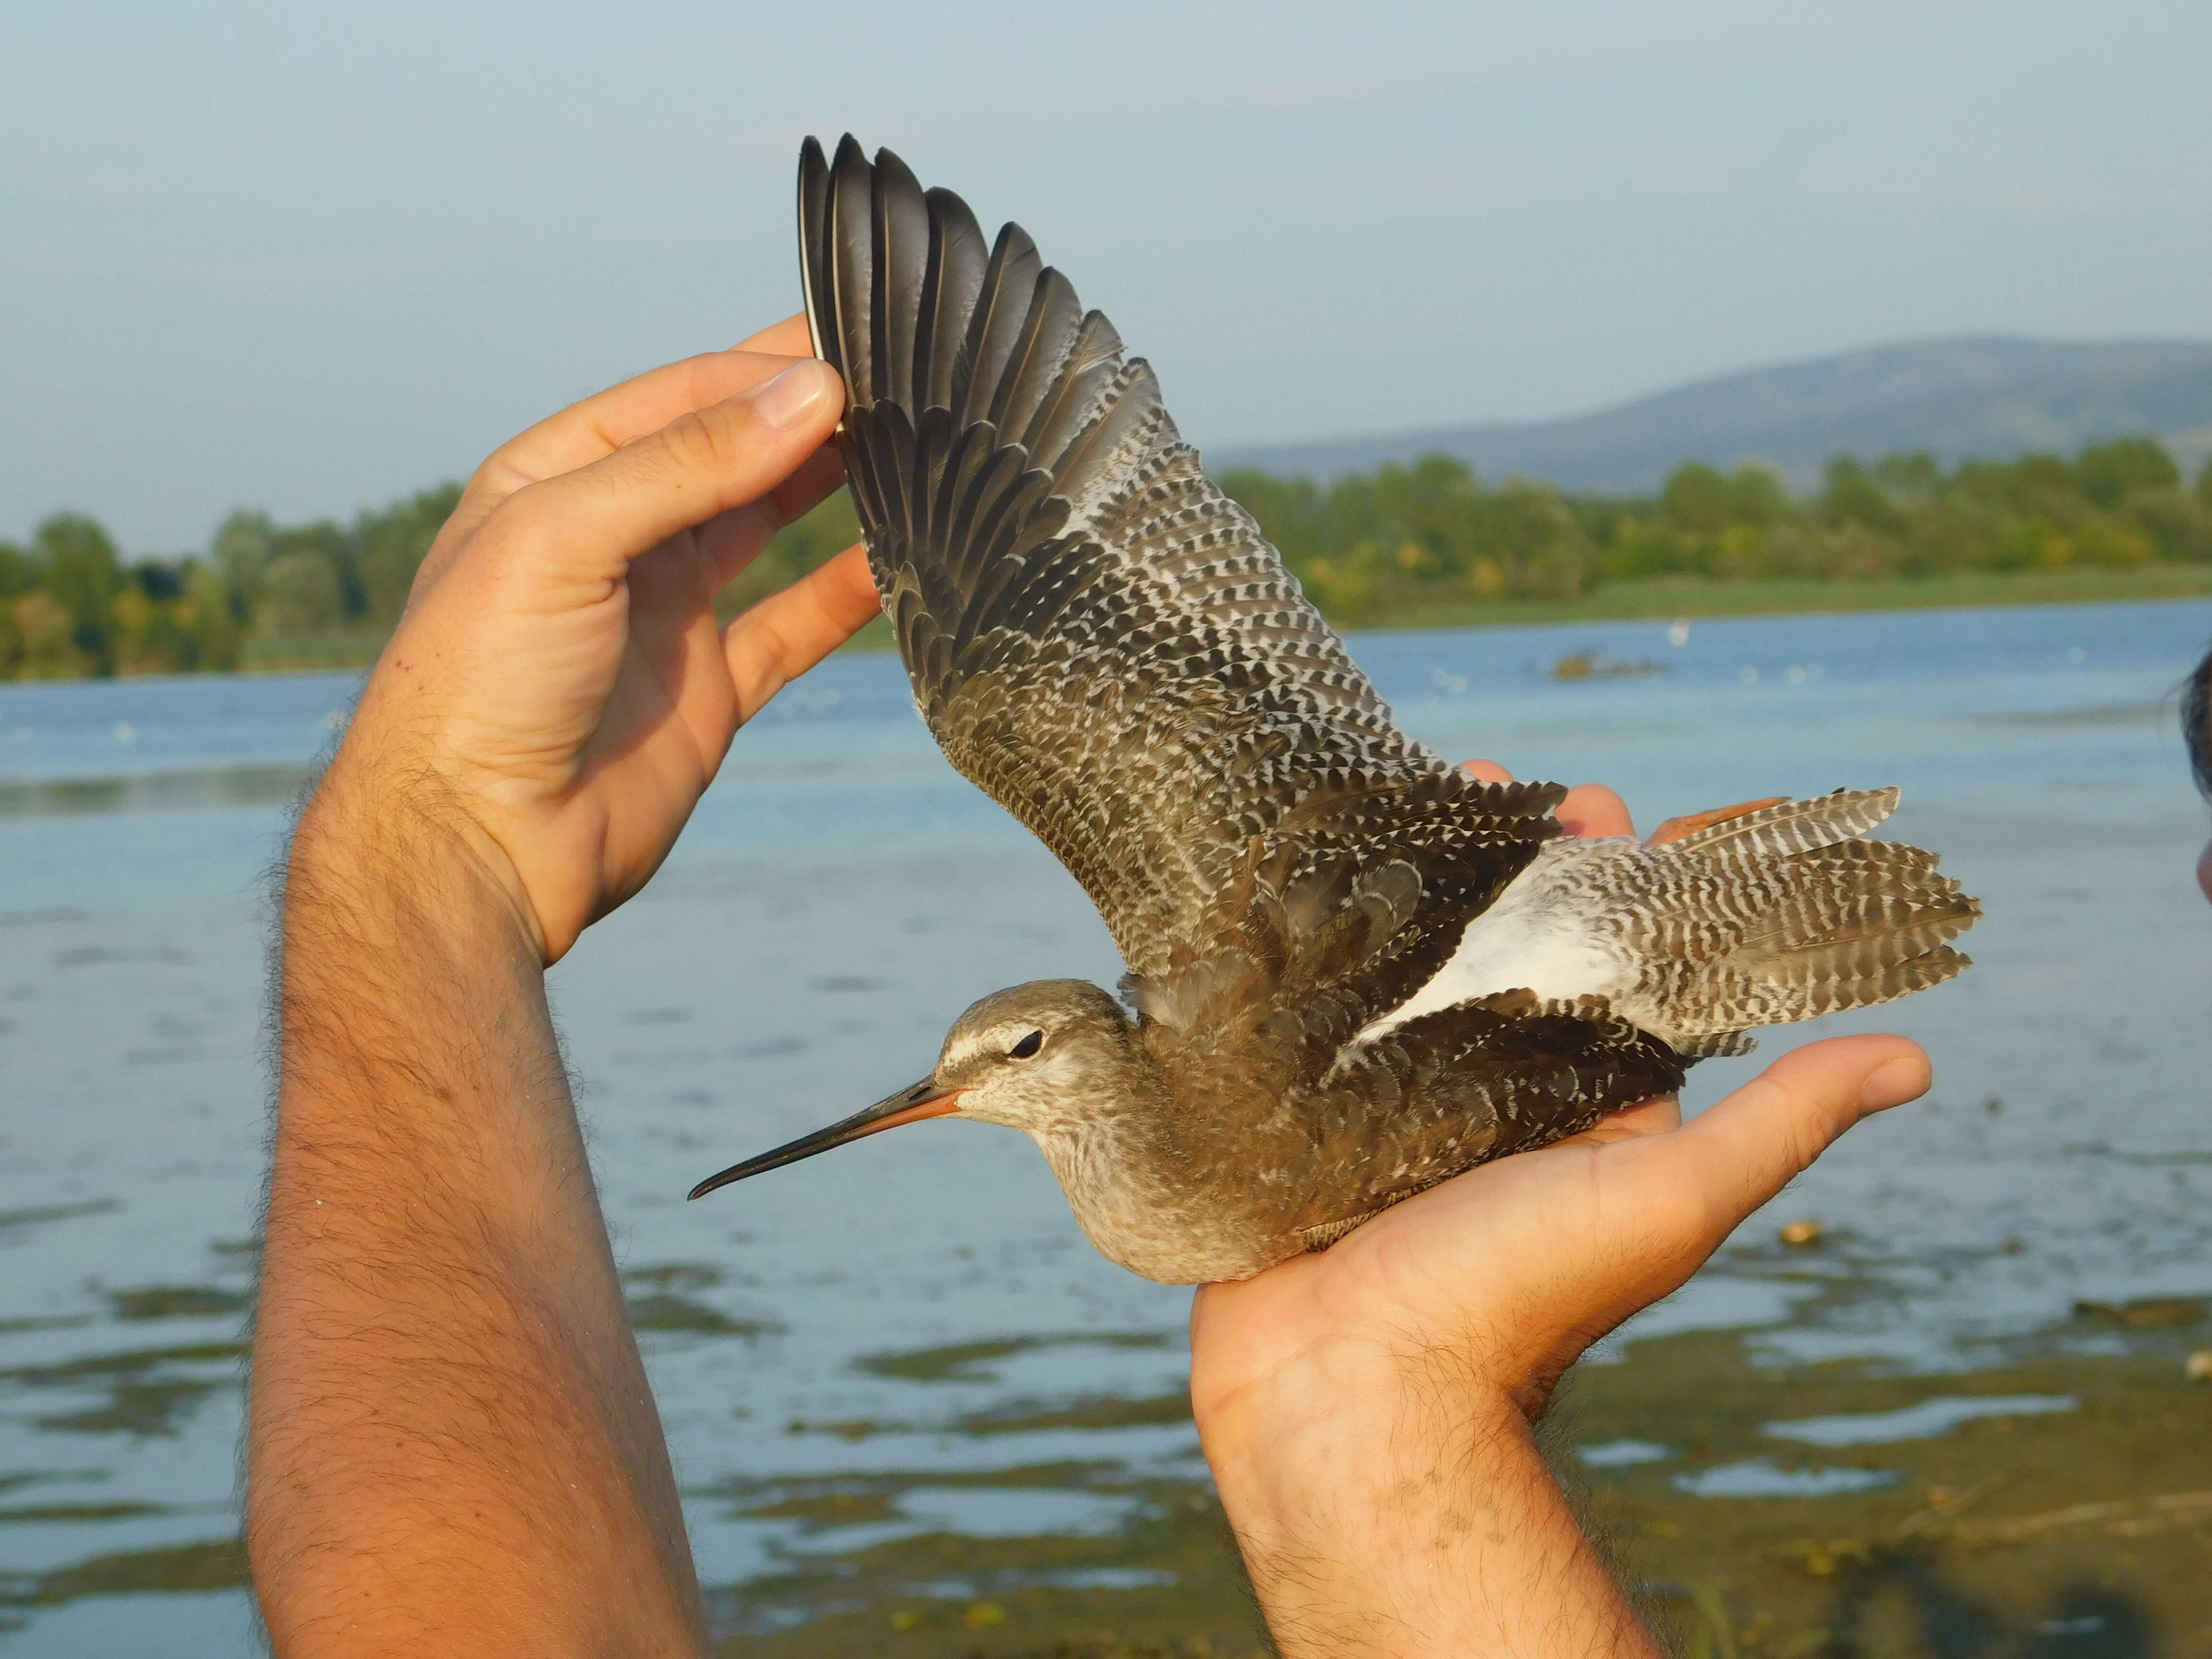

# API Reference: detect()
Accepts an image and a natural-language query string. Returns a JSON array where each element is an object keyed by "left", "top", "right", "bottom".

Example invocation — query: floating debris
[
  {"left": 2187, "top": 1351, "right": 2212, "bottom": 1382},
  {"left": 1550, "top": 649, "right": 1671, "bottom": 681},
  {"left": 1779, "top": 1218, "right": 1824, "bottom": 1248},
  {"left": 2073, "top": 1296, "right": 2207, "bottom": 1329}
]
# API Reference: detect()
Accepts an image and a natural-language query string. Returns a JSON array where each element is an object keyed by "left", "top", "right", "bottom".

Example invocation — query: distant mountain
[{"left": 1211, "top": 336, "right": 2212, "bottom": 492}]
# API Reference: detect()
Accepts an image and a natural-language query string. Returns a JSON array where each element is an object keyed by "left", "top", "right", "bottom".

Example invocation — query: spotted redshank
[{"left": 687, "top": 137, "right": 1981, "bottom": 1285}]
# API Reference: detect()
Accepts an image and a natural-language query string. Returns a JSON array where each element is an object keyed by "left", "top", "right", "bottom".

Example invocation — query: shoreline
[{"left": 0, "top": 565, "right": 2199, "bottom": 685}]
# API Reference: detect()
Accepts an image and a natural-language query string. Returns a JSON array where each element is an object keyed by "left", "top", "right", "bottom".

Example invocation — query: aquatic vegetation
[
  {"left": 1, "top": 1341, "right": 246, "bottom": 1439},
  {"left": 621, "top": 1262, "right": 780, "bottom": 1338},
  {"left": 106, "top": 1285, "right": 250, "bottom": 1322},
  {"left": 857, "top": 1334, "right": 1172, "bottom": 1386},
  {"left": 1, "top": 1538, "right": 248, "bottom": 1608},
  {"left": 626, "top": 1296, "right": 780, "bottom": 1339}
]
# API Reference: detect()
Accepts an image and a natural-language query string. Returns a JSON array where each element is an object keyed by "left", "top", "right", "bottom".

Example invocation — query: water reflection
[{"left": 5, "top": 601, "right": 2212, "bottom": 1652}]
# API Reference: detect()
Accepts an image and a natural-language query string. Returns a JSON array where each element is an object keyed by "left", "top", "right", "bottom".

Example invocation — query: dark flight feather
[{"left": 789, "top": 137, "right": 1976, "bottom": 1280}]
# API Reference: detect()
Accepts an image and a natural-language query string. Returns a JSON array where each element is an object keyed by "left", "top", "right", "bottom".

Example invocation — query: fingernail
[
  {"left": 745, "top": 360, "right": 836, "bottom": 430},
  {"left": 1859, "top": 1055, "right": 1928, "bottom": 1112}
]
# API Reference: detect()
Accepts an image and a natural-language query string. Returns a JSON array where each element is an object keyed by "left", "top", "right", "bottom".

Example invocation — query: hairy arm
[
  {"left": 1206, "top": 1348, "right": 1655, "bottom": 1655},
  {"left": 245, "top": 325, "right": 879, "bottom": 1656},
  {"left": 255, "top": 785, "right": 703, "bottom": 1653}
]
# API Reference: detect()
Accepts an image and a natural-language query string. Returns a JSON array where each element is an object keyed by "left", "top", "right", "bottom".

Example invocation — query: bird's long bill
[{"left": 686, "top": 1077, "right": 961, "bottom": 1201}]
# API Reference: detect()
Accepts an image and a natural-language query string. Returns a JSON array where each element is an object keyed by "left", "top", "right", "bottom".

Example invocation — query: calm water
[{"left": 3, "top": 601, "right": 2210, "bottom": 1653}]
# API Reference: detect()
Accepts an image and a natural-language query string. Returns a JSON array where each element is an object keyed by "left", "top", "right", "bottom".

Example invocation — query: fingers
[
  {"left": 732, "top": 314, "right": 813, "bottom": 356},
  {"left": 486, "top": 349, "right": 833, "bottom": 490},
  {"left": 501, "top": 363, "right": 844, "bottom": 588},
  {"left": 1663, "top": 1034, "right": 1929, "bottom": 1238},
  {"left": 1557, "top": 783, "right": 1633, "bottom": 838},
  {"left": 694, "top": 443, "right": 848, "bottom": 589},
  {"left": 1461, "top": 763, "right": 1636, "bottom": 838},
  {"left": 724, "top": 545, "right": 880, "bottom": 721},
  {"left": 1554, "top": 1095, "right": 1683, "bottom": 1148}
]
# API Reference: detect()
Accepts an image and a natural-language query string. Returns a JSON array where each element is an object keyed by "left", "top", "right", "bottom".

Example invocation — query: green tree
[
  {"left": 1817, "top": 458, "right": 1905, "bottom": 534},
  {"left": 180, "top": 559, "right": 241, "bottom": 670},
  {"left": 11, "top": 590, "right": 89, "bottom": 677},
  {"left": 2075, "top": 436, "right": 2178, "bottom": 509},
  {"left": 267, "top": 521, "right": 356, "bottom": 619},
  {"left": 1660, "top": 463, "right": 1735, "bottom": 536},
  {"left": 30, "top": 513, "right": 123, "bottom": 672},
  {"left": 258, "top": 548, "right": 346, "bottom": 635},
  {"left": 1873, "top": 452, "right": 1942, "bottom": 504},
  {"left": 214, "top": 509, "right": 275, "bottom": 620},
  {"left": 0, "top": 544, "right": 24, "bottom": 676},
  {"left": 355, "top": 482, "right": 461, "bottom": 625}
]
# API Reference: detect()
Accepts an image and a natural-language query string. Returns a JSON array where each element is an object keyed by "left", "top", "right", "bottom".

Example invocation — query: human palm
[
  {"left": 335, "top": 317, "right": 877, "bottom": 960},
  {"left": 1190, "top": 771, "right": 1930, "bottom": 1440}
]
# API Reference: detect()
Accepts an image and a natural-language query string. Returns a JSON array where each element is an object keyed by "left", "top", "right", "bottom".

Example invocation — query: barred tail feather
[
  {"left": 1659, "top": 785, "right": 1899, "bottom": 858},
  {"left": 1627, "top": 788, "right": 1979, "bottom": 1051}
]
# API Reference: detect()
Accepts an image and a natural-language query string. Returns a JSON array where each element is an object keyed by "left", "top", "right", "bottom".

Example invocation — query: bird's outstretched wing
[{"left": 798, "top": 136, "right": 1558, "bottom": 1024}]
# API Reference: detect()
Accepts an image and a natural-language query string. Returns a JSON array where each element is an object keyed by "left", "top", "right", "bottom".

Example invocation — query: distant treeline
[
  {"left": 1221, "top": 436, "right": 2212, "bottom": 618},
  {"left": 0, "top": 486, "right": 460, "bottom": 677},
  {"left": 7, "top": 437, "right": 2212, "bottom": 678}
]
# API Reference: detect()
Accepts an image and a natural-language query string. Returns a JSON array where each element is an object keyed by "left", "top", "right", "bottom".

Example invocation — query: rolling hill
[{"left": 1214, "top": 336, "right": 2212, "bottom": 490}]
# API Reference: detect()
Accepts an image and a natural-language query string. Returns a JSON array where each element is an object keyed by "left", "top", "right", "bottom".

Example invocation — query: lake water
[{"left": 3, "top": 599, "right": 2211, "bottom": 1655}]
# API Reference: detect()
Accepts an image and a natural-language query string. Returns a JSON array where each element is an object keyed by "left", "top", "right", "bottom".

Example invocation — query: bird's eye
[{"left": 1009, "top": 1030, "right": 1044, "bottom": 1060}]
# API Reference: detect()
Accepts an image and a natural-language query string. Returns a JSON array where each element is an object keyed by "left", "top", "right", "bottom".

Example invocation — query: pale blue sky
[{"left": 6, "top": 0, "right": 2211, "bottom": 552}]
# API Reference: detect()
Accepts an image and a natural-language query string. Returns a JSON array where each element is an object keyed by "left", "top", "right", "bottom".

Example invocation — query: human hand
[
  {"left": 1188, "top": 762, "right": 1932, "bottom": 1654},
  {"left": 308, "top": 317, "right": 878, "bottom": 961},
  {"left": 1191, "top": 1031, "right": 1928, "bottom": 1425}
]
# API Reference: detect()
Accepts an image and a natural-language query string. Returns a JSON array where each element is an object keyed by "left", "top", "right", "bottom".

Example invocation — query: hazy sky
[{"left": 7, "top": 0, "right": 2211, "bottom": 553}]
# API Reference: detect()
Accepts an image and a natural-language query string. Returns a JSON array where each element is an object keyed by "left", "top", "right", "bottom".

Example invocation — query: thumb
[
  {"left": 1664, "top": 1034, "right": 1929, "bottom": 1239},
  {"left": 499, "top": 360, "right": 843, "bottom": 582}
]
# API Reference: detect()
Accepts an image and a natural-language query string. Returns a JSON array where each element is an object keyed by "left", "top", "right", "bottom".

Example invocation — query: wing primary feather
[
  {"left": 828, "top": 135, "right": 875, "bottom": 405},
  {"left": 871, "top": 148, "right": 929, "bottom": 412},
  {"left": 987, "top": 266, "right": 1083, "bottom": 439},
  {"left": 798, "top": 137, "right": 833, "bottom": 371},
  {"left": 794, "top": 136, "right": 1553, "bottom": 998},
  {"left": 958, "top": 224, "right": 1044, "bottom": 426},
  {"left": 1021, "top": 310, "right": 1126, "bottom": 465},
  {"left": 919, "top": 187, "right": 987, "bottom": 412}
]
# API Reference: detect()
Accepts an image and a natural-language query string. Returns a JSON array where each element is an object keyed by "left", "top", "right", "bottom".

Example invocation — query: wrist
[
  {"left": 1200, "top": 1337, "right": 1533, "bottom": 1521},
  {"left": 289, "top": 743, "right": 544, "bottom": 964},
  {"left": 1200, "top": 1341, "right": 1533, "bottom": 1653},
  {"left": 1197, "top": 1327, "right": 1656, "bottom": 1657}
]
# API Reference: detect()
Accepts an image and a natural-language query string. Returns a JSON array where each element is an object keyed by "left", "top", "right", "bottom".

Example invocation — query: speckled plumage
[{"left": 743, "top": 136, "right": 1981, "bottom": 1285}]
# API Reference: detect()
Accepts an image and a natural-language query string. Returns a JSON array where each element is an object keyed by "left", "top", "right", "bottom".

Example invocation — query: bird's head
[{"left": 686, "top": 980, "right": 1142, "bottom": 1200}]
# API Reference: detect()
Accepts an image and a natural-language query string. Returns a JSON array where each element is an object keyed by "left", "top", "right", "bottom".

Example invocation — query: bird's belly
[
  {"left": 1072, "top": 1202, "right": 1298, "bottom": 1285},
  {"left": 1355, "top": 840, "right": 1635, "bottom": 1043},
  {"left": 1043, "top": 1134, "right": 1299, "bottom": 1285}
]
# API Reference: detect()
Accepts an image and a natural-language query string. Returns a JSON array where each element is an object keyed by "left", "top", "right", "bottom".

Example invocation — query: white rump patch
[{"left": 1355, "top": 839, "right": 1644, "bottom": 1045}]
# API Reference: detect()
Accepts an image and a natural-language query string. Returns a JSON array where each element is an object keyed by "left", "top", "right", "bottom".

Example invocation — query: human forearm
[
  {"left": 1202, "top": 1346, "right": 1660, "bottom": 1659},
  {"left": 247, "top": 768, "right": 704, "bottom": 1656}
]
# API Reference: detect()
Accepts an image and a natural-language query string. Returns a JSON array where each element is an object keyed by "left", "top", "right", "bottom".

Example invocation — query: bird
[{"left": 685, "top": 135, "right": 1981, "bottom": 1285}]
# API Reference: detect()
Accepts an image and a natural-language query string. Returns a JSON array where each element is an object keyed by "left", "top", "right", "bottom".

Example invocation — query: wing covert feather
[{"left": 798, "top": 135, "right": 1558, "bottom": 992}]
